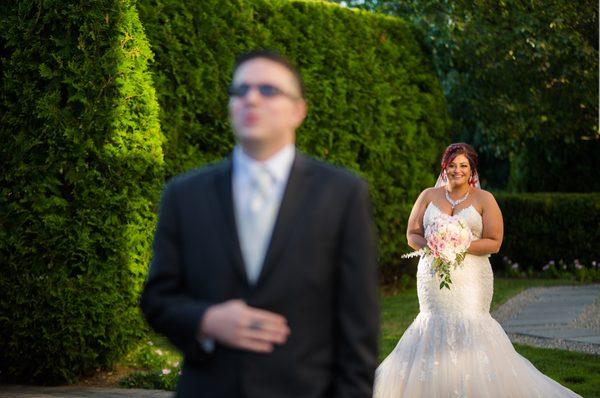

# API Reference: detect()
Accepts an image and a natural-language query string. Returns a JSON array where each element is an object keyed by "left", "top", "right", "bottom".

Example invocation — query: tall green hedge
[
  {"left": 0, "top": 0, "right": 164, "bottom": 383},
  {"left": 137, "top": 0, "right": 451, "bottom": 275},
  {"left": 494, "top": 193, "right": 600, "bottom": 269}
]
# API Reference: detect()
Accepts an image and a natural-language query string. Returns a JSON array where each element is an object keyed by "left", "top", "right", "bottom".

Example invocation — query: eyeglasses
[{"left": 228, "top": 83, "right": 301, "bottom": 100}]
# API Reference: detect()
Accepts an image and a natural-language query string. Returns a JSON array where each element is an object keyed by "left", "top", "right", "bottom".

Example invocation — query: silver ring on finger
[{"left": 248, "top": 320, "right": 262, "bottom": 330}]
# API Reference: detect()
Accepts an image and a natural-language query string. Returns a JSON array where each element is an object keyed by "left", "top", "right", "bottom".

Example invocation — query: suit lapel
[
  {"left": 255, "top": 152, "right": 315, "bottom": 287},
  {"left": 213, "top": 158, "right": 249, "bottom": 285}
]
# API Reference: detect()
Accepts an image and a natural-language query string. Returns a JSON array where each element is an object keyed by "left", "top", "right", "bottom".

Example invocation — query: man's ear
[{"left": 293, "top": 99, "right": 307, "bottom": 128}]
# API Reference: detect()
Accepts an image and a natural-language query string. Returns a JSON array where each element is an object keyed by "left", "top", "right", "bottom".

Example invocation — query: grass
[
  {"left": 116, "top": 335, "right": 182, "bottom": 391},
  {"left": 114, "top": 278, "right": 599, "bottom": 395},
  {"left": 512, "top": 344, "right": 600, "bottom": 397}
]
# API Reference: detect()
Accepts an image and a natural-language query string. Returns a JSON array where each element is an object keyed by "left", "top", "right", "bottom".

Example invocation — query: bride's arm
[
  {"left": 406, "top": 188, "right": 432, "bottom": 251},
  {"left": 467, "top": 191, "right": 503, "bottom": 256}
]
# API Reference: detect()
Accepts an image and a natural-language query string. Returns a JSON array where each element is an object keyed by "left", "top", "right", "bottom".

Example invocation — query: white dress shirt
[{"left": 232, "top": 143, "right": 295, "bottom": 283}]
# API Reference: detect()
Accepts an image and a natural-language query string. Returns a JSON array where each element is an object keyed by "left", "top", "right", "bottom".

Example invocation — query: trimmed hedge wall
[
  {"left": 1, "top": 0, "right": 450, "bottom": 382},
  {"left": 494, "top": 193, "right": 600, "bottom": 269},
  {"left": 508, "top": 138, "right": 600, "bottom": 193},
  {"left": 137, "top": 0, "right": 451, "bottom": 274},
  {"left": 0, "top": 0, "right": 164, "bottom": 383}
]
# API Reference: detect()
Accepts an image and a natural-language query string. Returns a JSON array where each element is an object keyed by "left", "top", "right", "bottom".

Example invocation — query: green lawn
[
  {"left": 512, "top": 343, "right": 600, "bottom": 397},
  {"left": 121, "top": 278, "right": 599, "bottom": 395}
]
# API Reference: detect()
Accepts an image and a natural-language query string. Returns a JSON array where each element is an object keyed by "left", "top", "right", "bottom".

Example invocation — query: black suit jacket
[{"left": 140, "top": 152, "right": 379, "bottom": 398}]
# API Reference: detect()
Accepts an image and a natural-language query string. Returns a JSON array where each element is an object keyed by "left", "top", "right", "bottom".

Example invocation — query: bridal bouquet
[{"left": 403, "top": 213, "right": 473, "bottom": 289}]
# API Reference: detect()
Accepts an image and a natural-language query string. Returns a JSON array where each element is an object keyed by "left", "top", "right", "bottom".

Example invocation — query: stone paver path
[
  {"left": 0, "top": 385, "right": 171, "bottom": 398},
  {"left": 495, "top": 284, "right": 600, "bottom": 354}
]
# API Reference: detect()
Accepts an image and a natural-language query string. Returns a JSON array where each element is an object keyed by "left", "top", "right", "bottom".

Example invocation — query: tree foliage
[{"left": 331, "top": 0, "right": 599, "bottom": 191}]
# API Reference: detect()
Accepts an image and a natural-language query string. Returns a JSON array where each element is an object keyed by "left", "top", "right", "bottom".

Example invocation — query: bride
[{"left": 374, "top": 143, "right": 581, "bottom": 397}]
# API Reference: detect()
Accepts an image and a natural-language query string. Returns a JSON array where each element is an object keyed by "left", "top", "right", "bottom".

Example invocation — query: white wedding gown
[{"left": 374, "top": 202, "right": 581, "bottom": 398}]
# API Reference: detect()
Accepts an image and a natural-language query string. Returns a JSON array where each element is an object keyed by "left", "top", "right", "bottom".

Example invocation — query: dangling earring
[{"left": 442, "top": 170, "right": 447, "bottom": 182}]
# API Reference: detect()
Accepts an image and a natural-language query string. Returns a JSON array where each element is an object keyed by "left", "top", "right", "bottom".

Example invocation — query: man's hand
[{"left": 200, "top": 300, "right": 290, "bottom": 353}]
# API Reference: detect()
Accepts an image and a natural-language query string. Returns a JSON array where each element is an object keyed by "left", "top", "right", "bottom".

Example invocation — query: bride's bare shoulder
[
  {"left": 471, "top": 188, "right": 499, "bottom": 209},
  {"left": 471, "top": 187, "right": 494, "bottom": 199},
  {"left": 418, "top": 187, "right": 442, "bottom": 202}
]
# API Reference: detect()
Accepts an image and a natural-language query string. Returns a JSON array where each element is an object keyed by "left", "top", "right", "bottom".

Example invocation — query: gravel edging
[
  {"left": 570, "top": 295, "right": 600, "bottom": 331},
  {"left": 505, "top": 333, "right": 600, "bottom": 355},
  {"left": 491, "top": 287, "right": 548, "bottom": 324}
]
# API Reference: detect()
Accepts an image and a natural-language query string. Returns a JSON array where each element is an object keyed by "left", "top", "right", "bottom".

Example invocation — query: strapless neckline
[{"left": 426, "top": 202, "right": 481, "bottom": 219}]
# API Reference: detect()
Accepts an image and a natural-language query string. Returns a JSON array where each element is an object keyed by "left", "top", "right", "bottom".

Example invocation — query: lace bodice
[{"left": 417, "top": 202, "right": 493, "bottom": 316}]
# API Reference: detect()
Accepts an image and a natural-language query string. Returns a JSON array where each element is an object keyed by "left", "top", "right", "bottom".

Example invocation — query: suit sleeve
[
  {"left": 140, "top": 181, "right": 213, "bottom": 361},
  {"left": 333, "top": 179, "right": 380, "bottom": 397}
]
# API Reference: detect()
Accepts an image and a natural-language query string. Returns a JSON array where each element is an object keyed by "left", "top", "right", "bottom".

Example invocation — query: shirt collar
[{"left": 233, "top": 143, "right": 296, "bottom": 184}]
